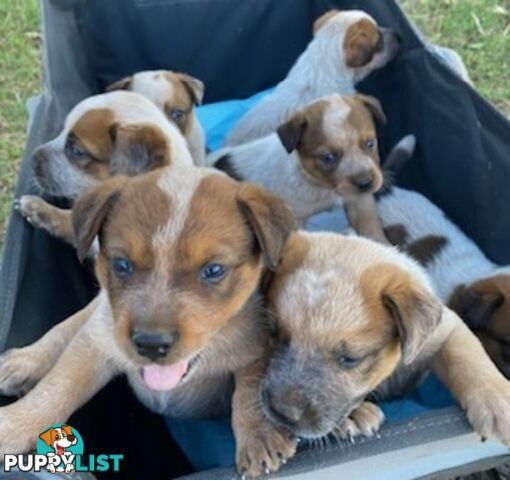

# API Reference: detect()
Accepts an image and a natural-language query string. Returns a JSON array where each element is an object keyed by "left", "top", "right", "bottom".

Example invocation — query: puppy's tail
[{"left": 378, "top": 134, "right": 416, "bottom": 197}]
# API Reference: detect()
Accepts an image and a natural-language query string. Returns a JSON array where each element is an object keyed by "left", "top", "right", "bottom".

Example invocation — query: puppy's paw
[
  {"left": 464, "top": 378, "right": 510, "bottom": 445},
  {"left": 0, "top": 405, "right": 39, "bottom": 456},
  {"left": 236, "top": 427, "right": 296, "bottom": 478},
  {"left": 0, "top": 347, "right": 45, "bottom": 396},
  {"left": 14, "top": 195, "right": 52, "bottom": 229},
  {"left": 333, "top": 401, "right": 385, "bottom": 441}
]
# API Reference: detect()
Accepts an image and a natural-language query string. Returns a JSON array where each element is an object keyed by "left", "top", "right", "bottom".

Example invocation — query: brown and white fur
[
  {"left": 225, "top": 9, "right": 400, "bottom": 146},
  {"left": 0, "top": 163, "right": 297, "bottom": 478},
  {"left": 377, "top": 182, "right": 510, "bottom": 378},
  {"left": 209, "top": 93, "right": 388, "bottom": 243},
  {"left": 258, "top": 231, "right": 510, "bottom": 469},
  {"left": 15, "top": 90, "right": 193, "bottom": 250},
  {"left": 106, "top": 70, "right": 206, "bottom": 165}
]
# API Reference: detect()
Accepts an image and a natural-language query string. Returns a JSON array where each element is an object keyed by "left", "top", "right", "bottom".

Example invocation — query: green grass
[
  {"left": 0, "top": 0, "right": 508, "bottom": 245},
  {"left": 400, "top": 0, "right": 510, "bottom": 114},
  {"left": 0, "top": 0, "right": 40, "bottom": 244}
]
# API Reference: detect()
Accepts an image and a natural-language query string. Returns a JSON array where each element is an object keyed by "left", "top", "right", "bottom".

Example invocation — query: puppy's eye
[
  {"left": 65, "top": 140, "right": 87, "bottom": 159},
  {"left": 113, "top": 257, "right": 134, "bottom": 278},
  {"left": 170, "top": 109, "right": 186, "bottom": 122},
  {"left": 365, "top": 138, "right": 376, "bottom": 152},
  {"left": 319, "top": 152, "right": 338, "bottom": 167},
  {"left": 200, "top": 263, "right": 227, "bottom": 284},
  {"left": 337, "top": 355, "right": 361, "bottom": 369}
]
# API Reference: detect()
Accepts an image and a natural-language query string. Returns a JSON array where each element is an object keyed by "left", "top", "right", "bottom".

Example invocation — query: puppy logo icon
[{"left": 36, "top": 424, "right": 84, "bottom": 474}]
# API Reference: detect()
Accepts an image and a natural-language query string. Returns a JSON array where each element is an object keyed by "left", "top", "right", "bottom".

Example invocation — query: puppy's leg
[
  {"left": 431, "top": 310, "right": 510, "bottom": 445},
  {"left": 15, "top": 195, "right": 75, "bottom": 246},
  {"left": 333, "top": 401, "right": 385, "bottom": 441},
  {"left": 233, "top": 359, "right": 297, "bottom": 478},
  {"left": 343, "top": 194, "right": 389, "bottom": 245},
  {"left": 0, "top": 297, "right": 99, "bottom": 396},
  {"left": 0, "top": 325, "right": 117, "bottom": 456}
]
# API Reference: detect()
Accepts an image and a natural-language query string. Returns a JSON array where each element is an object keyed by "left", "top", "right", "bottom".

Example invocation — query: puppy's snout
[
  {"left": 262, "top": 386, "right": 310, "bottom": 429},
  {"left": 352, "top": 171, "right": 375, "bottom": 192},
  {"left": 67, "top": 434, "right": 76, "bottom": 443},
  {"left": 32, "top": 147, "right": 49, "bottom": 179},
  {"left": 381, "top": 27, "right": 401, "bottom": 58},
  {"left": 131, "top": 330, "right": 178, "bottom": 361}
]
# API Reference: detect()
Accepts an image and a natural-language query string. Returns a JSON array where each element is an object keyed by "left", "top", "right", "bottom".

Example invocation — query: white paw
[
  {"left": 0, "top": 347, "right": 44, "bottom": 396},
  {"left": 333, "top": 401, "right": 385, "bottom": 441},
  {"left": 14, "top": 195, "right": 50, "bottom": 229}
]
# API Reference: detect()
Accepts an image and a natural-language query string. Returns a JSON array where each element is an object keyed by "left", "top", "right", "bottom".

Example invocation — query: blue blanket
[{"left": 166, "top": 91, "right": 456, "bottom": 471}]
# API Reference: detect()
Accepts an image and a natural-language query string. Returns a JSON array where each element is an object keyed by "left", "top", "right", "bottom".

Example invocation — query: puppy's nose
[
  {"left": 32, "top": 147, "right": 48, "bottom": 178},
  {"left": 353, "top": 172, "right": 375, "bottom": 192},
  {"left": 67, "top": 434, "right": 76, "bottom": 443},
  {"left": 131, "top": 330, "right": 177, "bottom": 361},
  {"left": 262, "top": 388, "right": 305, "bottom": 428}
]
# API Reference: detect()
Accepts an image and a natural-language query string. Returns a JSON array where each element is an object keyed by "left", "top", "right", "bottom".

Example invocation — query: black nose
[
  {"left": 262, "top": 388, "right": 305, "bottom": 428},
  {"left": 67, "top": 434, "right": 76, "bottom": 442},
  {"left": 131, "top": 330, "right": 177, "bottom": 361},
  {"left": 353, "top": 173, "right": 375, "bottom": 192},
  {"left": 32, "top": 147, "right": 48, "bottom": 178}
]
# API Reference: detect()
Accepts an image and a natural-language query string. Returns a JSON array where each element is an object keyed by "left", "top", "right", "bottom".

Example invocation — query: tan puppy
[
  {"left": 255, "top": 232, "right": 510, "bottom": 467},
  {"left": 226, "top": 9, "right": 400, "bottom": 146},
  {"left": 15, "top": 90, "right": 193, "bottom": 249},
  {"left": 106, "top": 70, "right": 206, "bottom": 165},
  {"left": 209, "top": 94, "right": 388, "bottom": 242},
  {"left": 0, "top": 163, "right": 297, "bottom": 478}
]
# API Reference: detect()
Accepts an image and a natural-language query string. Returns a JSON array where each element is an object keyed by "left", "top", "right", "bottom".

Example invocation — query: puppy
[
  {"left": 377, "top": 184, "right": 510, "bottom": 378},
  {"left": 209, "top": 93, "right": 388, "bottom": 243},
  {"left": 226, "top": 9, "right": 400, "bottom": 146},
  {"left": 15, "top": 90, "right": 193, "bottom": 249},
  {"left": 106, "top": 70, "right": 206, "bottom": 165},
  {"left": 257, "top": 231, "right": 510, "bottom": 472},
  {"left": 0, "top": 163, "right": 298, "bottom": 478},
  {"left": 39, "top": 425, "right": 77, "bottom": 473}
]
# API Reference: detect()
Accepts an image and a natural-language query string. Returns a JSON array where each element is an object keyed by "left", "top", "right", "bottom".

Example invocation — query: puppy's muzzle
[
  {"left": 32, "top": 146, "right": 49, "bottom": 180},
  {"left": 352, "top": 170, "right": 377, "bottom": 193},
  {"left": 131, "top": 330, "right": 178, "bottom": 361},
  {"left": 380, "top": 27, "right": 402, "bottom": 60},
  {"left": 261, "top": 386, "right": 311, "bottom": 429}
]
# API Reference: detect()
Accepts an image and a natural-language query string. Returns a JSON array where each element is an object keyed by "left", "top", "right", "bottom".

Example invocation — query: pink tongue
[{"left": 143, "top": 360, "right": 189, "bottom": 391}]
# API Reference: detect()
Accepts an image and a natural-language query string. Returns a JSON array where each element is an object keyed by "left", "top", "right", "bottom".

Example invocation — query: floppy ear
[
  {"left": 276, "top": 113, "right": 308, "bottom": 154},
  {"left": 61, "top": 425, "right": 73, "bottom": 436},
  {"left": 105, "top": 75, "right": 133, "bottom": 92},
  {"left": 364, "top": 263, "right": 443, "bottom": 365},
  {"left": 355, "top": 94, "right": 387, "bottom": 125},
  {"left": 313, "top": 10, "right": 340, "bottom": 34},
  {"left": 177, "top": 73, "right": 205, "bottom": 106},
  {"left": 110, "top": 124, "right": 170, "bottom": 176},
  {"left": 345, "top": 26, "right": 377, "bottom": 67},
  {"left": 237, "top": 183, "right": 296, "bottom": 270},
  {"left": 39, "top": 428, "right": 56, "bottom": 446},
  {"left": 72, "top": 177, "right": 127, "bottom": 263},
  {"left": 449, "top": 285, "right": 503, "bottom": 331}
]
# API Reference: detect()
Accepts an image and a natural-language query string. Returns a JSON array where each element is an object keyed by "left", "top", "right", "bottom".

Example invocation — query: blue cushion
[{"left": 166, "top": 90, "right": 456, "bottom": 471}]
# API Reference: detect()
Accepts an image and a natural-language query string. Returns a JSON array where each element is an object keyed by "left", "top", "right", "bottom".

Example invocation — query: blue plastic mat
[{"left": 167, "top": 91, "right": 456, "bottom": 471}]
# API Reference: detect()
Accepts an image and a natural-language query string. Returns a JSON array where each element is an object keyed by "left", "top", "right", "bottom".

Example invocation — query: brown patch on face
[
  {"left": 111, "top": 123, "right": 171, "bottom": 176},
  {"left": 67, "top": 108, "right": 117, "bottom": 180},
  {"left": 344, "top": 19, "right": 382, "bottom": 68},
  {"left": 277, "top": 96, "right": 383, "bottom": 195},
  {"left": 163, "top": 72, "right": 204, "bottom": 136},
  {"left": 313, "top": 10, "right": 340, "bottom": 35},
  {"left": 449, "top": 275, "right": 510, "bottom": 343},
  {"left": 361, "top": 262, "right": 442, "bottom": 364},
  {"left": 406, "top": 235, "right": 448, "bottom": 266}
]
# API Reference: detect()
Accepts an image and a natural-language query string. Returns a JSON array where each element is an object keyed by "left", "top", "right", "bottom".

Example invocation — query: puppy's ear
[
  {"left": 72, "top": 178, "right": 127, "bottom": 262},
  {"left": 62, "top": 425, "right": 73, "bottom": 436},
  {"left": 313, "top": 10, "right": 340, "bottom": 34},
  {"left": 111, "top": 124, "right": 170, "bottom": 176},
  {"left": 345, "top": 22, "right": 378, "bottom": 67},
  {"left": 39, "top": 428, "right": 56, "bottom": 447},
  {"left": 363, "top": 263, "right": 443, "bottom": 365},
  {"left": 277, "top": 113, "right": 308, "bottom": 153},
  {"left": 177, "top": 73, "right": 205, "bottom": 106},
  {"left": 355, "top": 94, "right": 387, "bottom": 125},
  {"left": 237, "top": 183, "right": 296, "bottom": 270},
  {"left": 449, "top": 285, "right": 503, "bottom": 331},
  {"left": 105, "top": 76, "right": 133, "bottom": 92}
]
